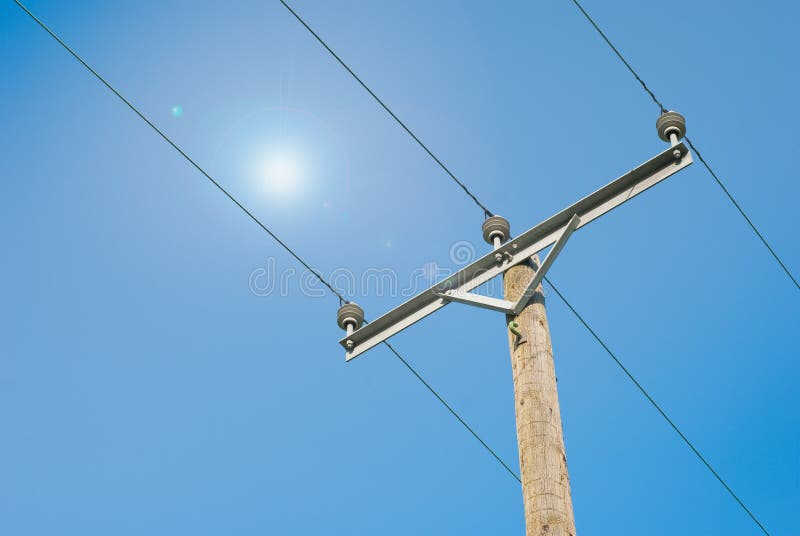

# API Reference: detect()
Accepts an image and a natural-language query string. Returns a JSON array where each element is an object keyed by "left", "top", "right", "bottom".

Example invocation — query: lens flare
[{"left": 171, "top": 105, "right": 184, "bottom": 118}]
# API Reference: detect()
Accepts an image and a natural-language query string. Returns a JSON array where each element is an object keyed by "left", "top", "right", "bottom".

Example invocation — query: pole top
[
  {"left": 656, "top": 110, "right": 687, "bottom": 142},
  {"left": 482, "top": 215, "right": 511, "bottom": 245}
]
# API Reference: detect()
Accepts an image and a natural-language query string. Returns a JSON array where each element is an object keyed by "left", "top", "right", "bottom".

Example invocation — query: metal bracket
[
  {"left": 435, "top": 290, "right": 516, "bottom": 314},
  {"left": 511, "top": 213, "right": 580, "bottom": 315},
  {"left": 434, "top": 213, "right": 580, "bottom": 316},
  {"left": 340, "top": 143, "right": 693, "bottom": 360}
]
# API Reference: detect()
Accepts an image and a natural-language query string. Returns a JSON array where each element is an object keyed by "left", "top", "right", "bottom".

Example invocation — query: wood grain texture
[{"left": 504, "top": 256, "right": 576, "bottom": 536}]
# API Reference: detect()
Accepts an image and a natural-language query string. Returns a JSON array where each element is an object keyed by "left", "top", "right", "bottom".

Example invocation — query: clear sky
[{"left": 2, "top": 1, "right": 798, "bottom": 534}]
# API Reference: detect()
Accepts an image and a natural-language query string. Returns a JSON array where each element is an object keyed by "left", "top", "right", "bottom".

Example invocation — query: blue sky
[{"left": 1, "top": 0, "right": 798, "bottom": 534}]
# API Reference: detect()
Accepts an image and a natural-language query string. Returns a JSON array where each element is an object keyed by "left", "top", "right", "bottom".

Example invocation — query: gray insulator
[
  {"left": 482, "top": 215, "right": 511, "bottom": 245},
  {"left": 337, "top": 302, "right": 365, "bottom": 330},
  {"left": 656, "top": 111, "right": 687, "bottom": 142}
]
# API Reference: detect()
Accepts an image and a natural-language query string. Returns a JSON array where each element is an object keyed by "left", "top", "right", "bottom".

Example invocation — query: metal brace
[{"left": 435, "top": 214, "right": 581, "bottom": 316}]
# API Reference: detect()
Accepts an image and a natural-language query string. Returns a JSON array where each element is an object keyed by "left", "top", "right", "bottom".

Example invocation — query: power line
[
  {"left": 277, "top": 0, "right": 494, "bottom": 219},
  {"left": 544, "top": 277, "right": 770, "bottom": 536},
  {"left": 17, "top": 0, "right": 772, "bottom": 527},
  {"left": 277, "top": 1, "right": 772, "bottom": 531},
  {"left": 12, "top": 0, "right": 517, "bottom": 484},
  {"left": 567, "top": 0, "right": 667, "bottom": 114},
  {"left": 12, "top": 0, "right": 348, "bottom": 305},
  {"left": 684, "top": 136, "right": 799, "bottom": 290},
  {"left": 569, "top": 0, "right": 798, "bottom": 292},
  {"left": 384, "top": 341, "right": 521, "bottom": 482}
]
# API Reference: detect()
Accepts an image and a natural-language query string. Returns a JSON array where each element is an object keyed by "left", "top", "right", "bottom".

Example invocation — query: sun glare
[{"left": 255, "top": 149, "right": 307, "bottom": 200}]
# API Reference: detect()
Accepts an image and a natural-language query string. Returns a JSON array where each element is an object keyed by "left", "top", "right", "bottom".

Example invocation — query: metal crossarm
[{"left": 340, "top": 142, "right": 692, "bottom": 360}]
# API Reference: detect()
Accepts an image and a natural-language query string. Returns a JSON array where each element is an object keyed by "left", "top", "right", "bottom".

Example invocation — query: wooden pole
[{"left": 504, "top": 255, "right": 576, "bottom": 536}]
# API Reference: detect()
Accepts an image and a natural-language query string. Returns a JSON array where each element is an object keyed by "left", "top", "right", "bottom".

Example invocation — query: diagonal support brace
[
  {"left": 435, "top": 290, "right": 516, "bottom": 314},
  {"left": 436, "top": 214, "right": 580, "bottom": 316},
  {"left": 511, "top": 213, "right": 580, "bottom": 315}
]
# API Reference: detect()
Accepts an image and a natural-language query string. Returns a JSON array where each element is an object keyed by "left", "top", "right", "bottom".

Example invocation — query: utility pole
[
  {"left": 505, "top": 256, "right": 575, "bottom": 535},
  {"left": 336, "top": 112, "right": 690, "bottom": 535}
]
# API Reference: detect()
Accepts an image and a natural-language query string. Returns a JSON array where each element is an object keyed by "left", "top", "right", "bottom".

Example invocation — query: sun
[{"left": 255, "top": 149, "right": 307, "bottom": 200}]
